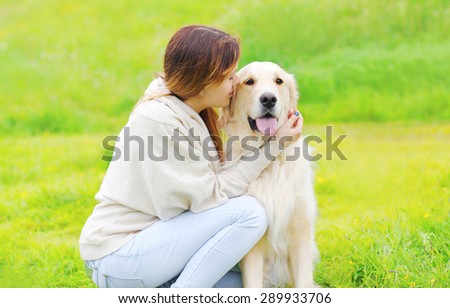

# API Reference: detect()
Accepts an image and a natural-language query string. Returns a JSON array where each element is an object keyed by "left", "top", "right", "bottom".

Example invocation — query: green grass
[
  {"left": 1, "top": 0, "right": 449, "bottom": 135},
  {"left": 0, "top": 135, "right": 105, "bottom": 287},
  {"left": 310, "top": 123, "right": 449, "bottom": 287},
  {"left": 0, "top": 0, "right": 449, "bottom": 287},
  {"left": 0, "top": 124, "right": 448, "bottom": 287}
]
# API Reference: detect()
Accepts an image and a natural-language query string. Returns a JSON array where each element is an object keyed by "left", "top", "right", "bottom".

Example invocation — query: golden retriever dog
[{"left": 220, "top": 62, "right": 319, "bottom": 288}]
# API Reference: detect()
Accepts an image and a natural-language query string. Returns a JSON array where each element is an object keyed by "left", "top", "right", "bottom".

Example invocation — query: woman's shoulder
[{"left": 131, "top": 97, "right": 185, "bottom": 128}]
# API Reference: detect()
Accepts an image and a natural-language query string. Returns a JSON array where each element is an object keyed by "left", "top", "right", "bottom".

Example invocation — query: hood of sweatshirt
[
  {"left": 136, "top": 78, "right": 210, "bottom": 139},
  {"left": 144, "top": 77, "right": 171, "bottom": 98}
]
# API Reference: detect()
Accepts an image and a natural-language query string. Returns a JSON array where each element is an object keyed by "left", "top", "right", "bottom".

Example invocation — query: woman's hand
[{"left": 275, "top": 108, "right": 303, "bottom": 148}]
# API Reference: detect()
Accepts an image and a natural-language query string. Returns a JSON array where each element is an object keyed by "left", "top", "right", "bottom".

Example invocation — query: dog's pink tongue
[{"left": 256, "top": 117, "right": 278, "bottom": 136}]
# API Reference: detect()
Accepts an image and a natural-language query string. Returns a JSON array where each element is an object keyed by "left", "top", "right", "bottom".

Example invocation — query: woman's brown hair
[{"left": 163, "top": 25, "right": 240, "bottom": 161}]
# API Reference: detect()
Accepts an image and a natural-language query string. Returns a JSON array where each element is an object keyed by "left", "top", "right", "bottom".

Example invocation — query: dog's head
[{"left": 220, "top": 61, "right": 299, "bottom": 137}]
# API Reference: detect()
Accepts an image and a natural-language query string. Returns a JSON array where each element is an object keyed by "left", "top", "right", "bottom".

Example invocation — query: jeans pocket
[{"left": 104, "top": 275, "right": 146, "bottom": 288}]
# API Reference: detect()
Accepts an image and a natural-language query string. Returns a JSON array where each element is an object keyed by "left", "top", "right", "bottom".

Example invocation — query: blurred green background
[{"left": 0, "top": 0, "right": 448, "bottom": 287}]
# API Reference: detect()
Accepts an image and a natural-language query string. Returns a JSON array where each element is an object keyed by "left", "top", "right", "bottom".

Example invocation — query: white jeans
[{"left": 84, "top": 196, "right": 268, "bottom": 288}]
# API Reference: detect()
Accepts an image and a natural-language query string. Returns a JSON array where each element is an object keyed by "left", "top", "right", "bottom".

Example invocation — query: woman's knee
[{"left": 234, "top": 196, "right": 268, "bottom": 233}]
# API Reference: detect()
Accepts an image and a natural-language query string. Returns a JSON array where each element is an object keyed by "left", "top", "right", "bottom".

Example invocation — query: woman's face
[{"left": 203, "top": 65, "right": 240, "bottom": 108}]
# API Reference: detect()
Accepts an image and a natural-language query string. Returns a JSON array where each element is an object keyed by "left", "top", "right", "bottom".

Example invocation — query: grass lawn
[
  {"left": 0, "top": 123, "right": 448, "bottom": 287},
  {"left": 310, "top": 123, "right": 449, "bottom": 287},
  {"left": 1, "top": 0, "right": 449, "bottom": 133},
  {"left": 0, "top": 0, "right": 448, "bottom": 288}
]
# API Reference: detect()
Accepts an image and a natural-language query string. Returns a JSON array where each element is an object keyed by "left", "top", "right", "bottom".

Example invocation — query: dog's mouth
[{"left": 248, "top": 114, "right": 278, "bottom": 136}]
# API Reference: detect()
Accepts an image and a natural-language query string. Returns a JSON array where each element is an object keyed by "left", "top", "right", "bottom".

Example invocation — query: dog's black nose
[{"left": 260, "top": 92, "right": 277, "bottom": 108}]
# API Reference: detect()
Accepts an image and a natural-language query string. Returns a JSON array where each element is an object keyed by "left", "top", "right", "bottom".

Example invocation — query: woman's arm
[{"left": 143, "top": 122, "right": 282, "bottom": 216}]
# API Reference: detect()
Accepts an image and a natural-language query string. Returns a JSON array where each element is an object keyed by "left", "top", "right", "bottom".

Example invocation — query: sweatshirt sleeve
[{"left": 146, "top": 122, "right": 283, "bottom": 217}]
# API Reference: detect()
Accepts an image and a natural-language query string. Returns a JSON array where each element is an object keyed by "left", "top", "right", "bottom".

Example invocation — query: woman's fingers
[
  {"left": 287, "top": 108, "right": 295, "bottom": 119},
  {"left": 290, "top": 111, "right": 303, "bottom": 134},
  {"left": 285, "top": 110, "right": 300, "bottom": 128},
  {"left": 275, "top": 110, "right": 304, "bottom": 147}
]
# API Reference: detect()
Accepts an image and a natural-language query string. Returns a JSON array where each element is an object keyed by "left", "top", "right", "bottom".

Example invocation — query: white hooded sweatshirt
[{"left": 79, "top": 78, "right": 282, "bottom": 260}]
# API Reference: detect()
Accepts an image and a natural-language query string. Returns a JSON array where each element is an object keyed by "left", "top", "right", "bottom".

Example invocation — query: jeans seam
[{"left": 178, "top": 215, "right": 244, "bottom": 287}]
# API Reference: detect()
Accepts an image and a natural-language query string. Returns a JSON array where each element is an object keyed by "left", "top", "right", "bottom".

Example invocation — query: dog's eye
[
  {"left": 244, "top": 78, "right": 254, "bottom": 85},
  {"left": 276, "top": 78, "right": 283, "bottom": 85}
]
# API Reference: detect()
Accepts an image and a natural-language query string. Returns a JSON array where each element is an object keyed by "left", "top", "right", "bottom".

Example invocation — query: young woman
[{"left": 79, "top": 25, "right": 303, "bottom": 288}]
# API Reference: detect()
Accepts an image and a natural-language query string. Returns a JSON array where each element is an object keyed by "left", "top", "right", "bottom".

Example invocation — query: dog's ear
[
  {"left": 286, "top": 73, "right": 300, "bottom": 109},
  {"left": 218, "top": 96, "right": 235, "bottom": 129},
  {"left": 217, "top": 105, "right": 229, "bottom": 130}
]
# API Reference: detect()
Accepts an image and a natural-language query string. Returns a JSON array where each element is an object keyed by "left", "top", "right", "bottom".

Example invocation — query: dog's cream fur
[{"left": 220, "top": 62, "right": 319, "bottom": 287}]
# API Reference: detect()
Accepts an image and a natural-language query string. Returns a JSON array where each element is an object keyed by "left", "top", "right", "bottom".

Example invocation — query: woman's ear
[{"left": 287, "top": 73, "right": 300, "bottom": 109}]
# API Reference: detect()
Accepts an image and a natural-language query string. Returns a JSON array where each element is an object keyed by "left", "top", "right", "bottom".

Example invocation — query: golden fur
[{"left": 220, "top": 62, "right": 319, "bottom": 287}]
